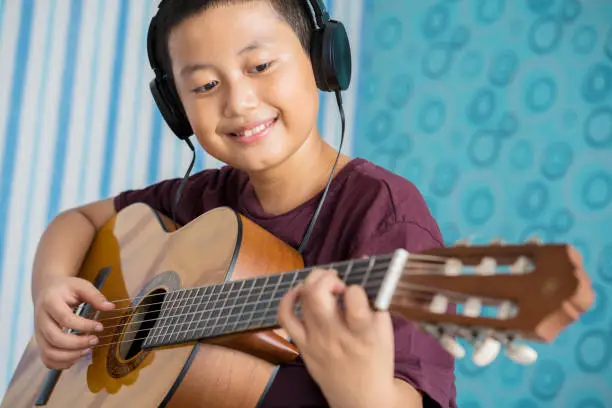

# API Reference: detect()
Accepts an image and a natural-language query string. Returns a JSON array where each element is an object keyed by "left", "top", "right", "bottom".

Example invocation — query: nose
[{"left": 222, "top": 77, "right": 260, "bottom": 118}]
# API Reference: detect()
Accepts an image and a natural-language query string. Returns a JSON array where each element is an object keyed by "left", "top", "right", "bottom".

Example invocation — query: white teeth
[{"left": 237, "top": 123, "right": 268, "bottom": 138}]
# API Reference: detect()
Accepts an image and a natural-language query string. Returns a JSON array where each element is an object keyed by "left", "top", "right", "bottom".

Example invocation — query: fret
[
  {"left": 185, "top": 287, "right": 206, "bottom": 334},
  {"left": 218, "top": 279, "right": 246, "bottom": 334},
  {"left": 179, "top": 287, "right": 204, "bottom": 341},
  {"left": 365, "top": 260, "right": 389, "bottom": 298},
  {"left": 191, "top": 285, "right": 214, "bottom": 340},
  {"left": 227, "top": 278, "right": 255, "bottom": 333},
  {"left": 200, "top": 284, "right": 225, "bottom": 338},
  {"left": 246, "top": 275, "right": 271, "bottom": 330},
  {"left": 255, "top": 274, "right": 283, "bottom": 328},
  {"left": 234, "top": 275, "right": 266, "bottom": 331},
  {"left": 361, "top": 257, "right": 376, "bottom": 287},
  {"left": 297, "top": 268, "right": 311, "bottom": 282},
  {"left": 262, "top": 271, "right": 299, "bottom": 327},
  {"left": 289, "top": 271, "right": 302, "bottom": 320},
  {"left": 176, "top": 289, "right": 199, "bottom": 342},
  {"left": 341, "top": 260, "right": 354, "bottom": 284},
  {"left": 209, "top": 280, "right": 240, "bottom": 337},
  {"left": 146, "top": 290, "right": 176, "bottom": 346},
  {"left": 160, "top": 290, "right": 183, "bottom": 345},
  {"left": 144, "top": 253, "right": 400, "bottom": 349},
  {"left": 155, "top": 290, "right": 175, "bottom": 345},
  {"left": 168, "top": 289, "right": 191, "bottom": 344}
]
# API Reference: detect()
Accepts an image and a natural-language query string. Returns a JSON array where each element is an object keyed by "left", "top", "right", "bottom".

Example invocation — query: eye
[
  {"left": 193, "top": 81, "right": 218, "bottom": 93},
  {"left": 251, "top": 62, "right": 272, "bottom": 73}
]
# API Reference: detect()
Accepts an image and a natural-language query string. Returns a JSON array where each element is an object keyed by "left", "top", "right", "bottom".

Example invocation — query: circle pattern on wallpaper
[{"left": 356, "top": 0, "right": 612, "bottom": 406}]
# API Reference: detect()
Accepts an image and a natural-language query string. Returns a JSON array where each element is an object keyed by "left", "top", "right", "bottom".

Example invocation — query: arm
[
  {"left": 31, "top": 198, "right": 116, "bottom": 303},
  {"left": 32, "top": 176, "right": 186, "bottom": 370},
  {"left": 31, "top": 198, "right": 118, "bottom": 369},
  {"left": 278, "top": 221, "right": 456, "bottom": 408},
  {"left": 33, "top": 172, "right": 182, "bottom": 301}
]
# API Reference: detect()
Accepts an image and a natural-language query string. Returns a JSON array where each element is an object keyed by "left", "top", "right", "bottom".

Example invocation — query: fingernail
[
  {"left": 95, "top": 323, "right": 103, "bottom": 332},
  {"left": 89, "top": 337, "right": 98, "bottom": 346},
  {"left": 103, "top": 301, "right": 114, "bottom": 308}
]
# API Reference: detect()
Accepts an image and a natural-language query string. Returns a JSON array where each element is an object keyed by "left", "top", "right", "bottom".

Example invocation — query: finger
[
  {"left": 303, "top": 269, "right": 346, "bottom": 294},
  {"left": 46, "top": 297, "right": 104, "bottom": 333},
  {"left": 302, "top": 268, "right": 330, "bottom": 287},
  {"left": 277, "top": 284, "right": 306, "bottom": 346},
  {"left": 40, "top": 311, "right": 98, "bottom": 350},
  {"left": 300, "top": 270, "right": 346, "bottom": 332},
  {"left": 68, "top": 279, "right": 115, "bottom": 311},
  {"left": 37, "top": 333, "right": 90, "bottom": 370},
  {"left": 343, "top": 285, "right": 374, "bottom": 333}
]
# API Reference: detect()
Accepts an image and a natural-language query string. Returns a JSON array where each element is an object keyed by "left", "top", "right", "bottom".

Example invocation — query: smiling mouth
[{"left": 229, "top": 117, "right": 278, "bottom": 138}]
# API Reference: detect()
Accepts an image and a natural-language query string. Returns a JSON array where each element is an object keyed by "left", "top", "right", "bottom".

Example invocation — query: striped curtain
[{"left": 0, "top": 0, "right": 363, "bottom": 395}]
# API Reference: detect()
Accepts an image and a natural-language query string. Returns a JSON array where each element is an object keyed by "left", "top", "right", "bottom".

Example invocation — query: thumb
[{"left": 70, "top": 278, "right": 115, "bottom": 311}]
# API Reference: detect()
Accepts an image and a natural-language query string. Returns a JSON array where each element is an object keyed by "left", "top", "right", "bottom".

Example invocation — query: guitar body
[
  {"left": 2, "top": 202, "right": 595, "bottom": 407},
  {"left": 2, "top": 204, "right": 303, "bottom": 408}
]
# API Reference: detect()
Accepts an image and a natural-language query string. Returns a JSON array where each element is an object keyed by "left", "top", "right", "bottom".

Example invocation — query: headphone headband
[
  {"left": 147, "top": 0, "right": 351, "bottom": 139},
  {"left": 305, "top": 0, "right": 330, "bottom": 29}
]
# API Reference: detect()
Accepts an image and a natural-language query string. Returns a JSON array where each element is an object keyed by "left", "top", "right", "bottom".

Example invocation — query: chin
[{"left": 200, "top": 124, "right": 312, "bottom": 173}]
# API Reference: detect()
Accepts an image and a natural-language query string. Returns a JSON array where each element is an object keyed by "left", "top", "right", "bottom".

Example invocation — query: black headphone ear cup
[
  {"left": 310, "top": 20, "right": 352, "bottom": 92},
  {"left": 149, "top": 78, "right": 194, "bottom": 140}
]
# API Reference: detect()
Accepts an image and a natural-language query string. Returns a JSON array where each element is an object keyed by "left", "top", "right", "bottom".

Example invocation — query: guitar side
[{"left": 1, "top": 204, "right": 303, "bottom": 407}]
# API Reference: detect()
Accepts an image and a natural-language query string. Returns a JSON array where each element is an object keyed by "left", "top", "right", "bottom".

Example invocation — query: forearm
[{"left": 31, "top": 210, "right": 97, "bottom": 304}]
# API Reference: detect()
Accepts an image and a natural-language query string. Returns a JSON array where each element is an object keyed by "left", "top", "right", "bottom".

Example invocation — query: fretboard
[{"left": 142, "top": 254, "right": 394, "bottom": 349}]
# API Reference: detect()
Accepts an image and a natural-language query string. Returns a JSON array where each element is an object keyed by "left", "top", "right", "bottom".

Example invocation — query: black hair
[{"left": 154, "top": 0, "right": 314, "bottom": 78}]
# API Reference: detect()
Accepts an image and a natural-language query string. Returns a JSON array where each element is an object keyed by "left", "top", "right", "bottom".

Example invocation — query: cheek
[
  {"left": 268, "top": 66, "right": 319, "bottom": 134},
  {"left": 184, "top": 103, "right": 229, "bottom": 157}
]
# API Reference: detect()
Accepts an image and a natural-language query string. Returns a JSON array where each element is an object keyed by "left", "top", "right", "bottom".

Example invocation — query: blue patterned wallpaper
[
  {"left": 354, "top": 1, "right": 612, "bottom": 407},
  {"left": 0, "top": 0, "right": 610, "bottom": 406}
]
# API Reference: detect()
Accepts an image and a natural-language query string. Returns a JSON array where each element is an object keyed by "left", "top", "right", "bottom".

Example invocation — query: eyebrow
[{"left": 179, "top": 38, "right": 274, "bottom": 77}]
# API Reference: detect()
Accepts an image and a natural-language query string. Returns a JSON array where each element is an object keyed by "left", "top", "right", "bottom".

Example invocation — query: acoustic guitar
[{"left": 0, "top": 203, "right": 594, "bottom": 407}]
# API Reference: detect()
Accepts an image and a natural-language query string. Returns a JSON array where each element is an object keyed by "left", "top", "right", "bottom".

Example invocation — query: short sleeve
[
  {"left": 349, "top": 220, "right": 457, "bottom": 408},
  {"left": 113, "top": 178, "right": 182, "bottom": 219}
]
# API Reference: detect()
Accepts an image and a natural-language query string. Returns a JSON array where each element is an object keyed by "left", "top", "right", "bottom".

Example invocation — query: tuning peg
[
  {"left": 454, "top": 238, "right": 470, "bottom": 246},
  {"left": 510, "top": 256, "right": 532, "bottom": 274},
  {"left": 444, "top": 258, "right": 463, "bottom": 275},
  {"left": 439, "top": 334, "right": 466, "bottom": 359},
  {"left": 422, "top": 325, "right": 466, "bottom": 359},
  {"left": 525, "top": 236, "right": 542, "bottom": 245},
  {"left": 472, "top": 337, "right": 501, "bottom": 366},
  {"left": 505, "top": 343, "right": 538, "bottom": 365}
]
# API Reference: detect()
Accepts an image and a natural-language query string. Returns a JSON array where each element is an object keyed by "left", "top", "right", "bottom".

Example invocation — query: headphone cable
[
  {"left": 170, "top": 90, "right": 345, "bottom": 253},
  {"left": 297, "top": 89, "right": 345, "bottom": 254}
]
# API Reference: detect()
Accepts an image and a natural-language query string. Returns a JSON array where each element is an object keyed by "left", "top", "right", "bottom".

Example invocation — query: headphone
[{"left": 146, "top": 0, "right": 352, "bottom": 140}]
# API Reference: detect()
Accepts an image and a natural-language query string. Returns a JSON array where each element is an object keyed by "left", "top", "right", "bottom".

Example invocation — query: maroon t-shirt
[{"left": 113, "top": 157, "right": 457, "bottom": 408}]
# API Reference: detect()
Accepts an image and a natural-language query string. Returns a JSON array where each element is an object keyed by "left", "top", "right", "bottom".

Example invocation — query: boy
[{"left": 30, "top": 0, "right": 456, "bottom": 407}]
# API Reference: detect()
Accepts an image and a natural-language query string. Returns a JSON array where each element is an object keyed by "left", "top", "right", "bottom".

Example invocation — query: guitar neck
[{"left": 142, "top": 254, "right": 395, "bottom": 349}]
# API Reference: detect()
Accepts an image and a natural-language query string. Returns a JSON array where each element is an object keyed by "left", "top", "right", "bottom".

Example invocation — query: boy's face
[{"left": 167, "top": 1, "right": 320, "bottom": 172}]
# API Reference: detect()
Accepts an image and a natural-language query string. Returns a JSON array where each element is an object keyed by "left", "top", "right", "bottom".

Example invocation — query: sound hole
[{"left": 119, "top": 289, "right": 166, "bottom": 361}]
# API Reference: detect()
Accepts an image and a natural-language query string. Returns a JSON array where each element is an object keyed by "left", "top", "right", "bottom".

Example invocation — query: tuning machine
[
  {"left": 489, "top": 238, "right": 504, "bottom": 246},
  {"left": 525, "top": 236, "right": 543, "bottom": 245},
  {"left": 422, "top": 324, "right": 466, "bottom": 359},
  {"left": 499, "top": 335, "right": 538, "bottom": 365},
  {"left": 454, "top": 238, "right": 470, "bottom": 246},
  {"left": 471, "top": 335, "right": 502, "bottom": 366}
]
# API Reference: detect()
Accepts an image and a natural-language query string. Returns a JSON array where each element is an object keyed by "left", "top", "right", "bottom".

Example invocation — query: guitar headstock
[{"left": 375, "top": 238, "right": 594, "bottom": 367}]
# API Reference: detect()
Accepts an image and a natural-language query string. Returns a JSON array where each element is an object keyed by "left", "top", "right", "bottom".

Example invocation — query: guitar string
[
  {"left": 87, "top": 261, "right": 451, "bottom": 333},
  {"left": 90, "top": 263, "right": 393, "bottom": 338},
  {"left": 84, "top": 252, "right": 445, "bottom": 309},
  {"left": 88, "top": 285, "right": 472, "bottom": 350},
  {"left": 93, "top": 260, "right": 447, "bottom": 325},
  {"left": 89, "top": 271, "right": 486, "bottom": 349},
  {"left": 92, "top": 259, "right": 393, "bottom": 319}
]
